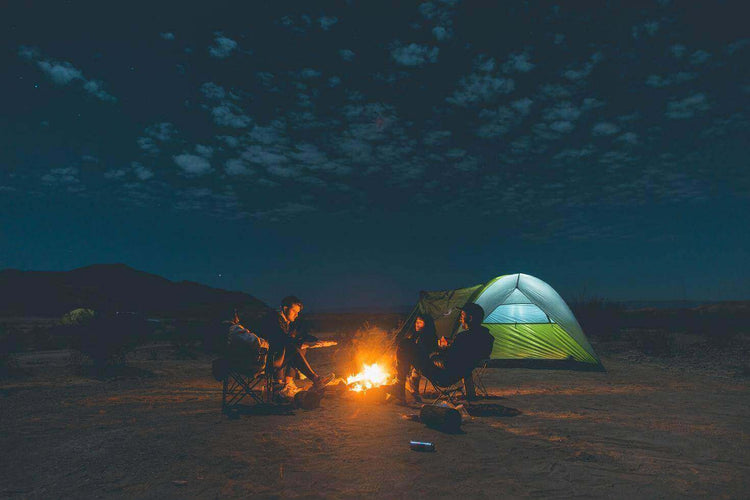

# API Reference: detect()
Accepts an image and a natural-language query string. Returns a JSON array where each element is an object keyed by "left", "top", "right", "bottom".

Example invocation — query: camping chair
[
  {"left": 212, "top": 347, "right": 276, "bottom": 415},
  {"left": 422, "top": 375, "right": 466, "bottom": 406},
  {"left": 472, "top": 359, "right": 491, "bottom": 398},
  {"left": 421, "top": 359, "right": 490, "bottom": 404}
]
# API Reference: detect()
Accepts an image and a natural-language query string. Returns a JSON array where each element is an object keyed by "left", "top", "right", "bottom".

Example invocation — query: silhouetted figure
[
  {"left": 394, "top": 313, "right": 438, "bottom": 402},
  {"left": 395, "top": 303, "right": 493, "bottom": 402},
  {"left": 256, "top": 296, "right": 333, "bottom": 395}
]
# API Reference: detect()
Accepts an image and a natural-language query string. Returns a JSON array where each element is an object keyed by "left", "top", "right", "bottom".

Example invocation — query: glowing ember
[{"left": 346, "top": 363, "right": 393, "bottom": 392}]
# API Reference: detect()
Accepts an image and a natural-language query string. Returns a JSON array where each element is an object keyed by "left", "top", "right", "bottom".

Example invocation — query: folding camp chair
[
  {"left": 421, "top": 360, "right": 490, "bottom": 405},
  {"left": 472, "top": 359, "right": 491, "bottom": 398},
  {"left": 212, "top": 349, "right": 276, "bottom": 415},
  {"left": 423, "top": 377, "right": 465, "bottom": 406}
]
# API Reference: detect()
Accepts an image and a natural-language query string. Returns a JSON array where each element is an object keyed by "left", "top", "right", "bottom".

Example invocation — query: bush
[
  {"left": 61, "top": 308, "right": 96, "bottom": 326},
  {"left": 64, "top": 310, "right": 149, "bottom": 377}
]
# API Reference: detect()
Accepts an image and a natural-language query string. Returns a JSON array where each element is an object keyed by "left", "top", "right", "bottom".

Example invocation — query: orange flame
[{"left": 346, "top": 363, "right": 393, "bottom": 392}]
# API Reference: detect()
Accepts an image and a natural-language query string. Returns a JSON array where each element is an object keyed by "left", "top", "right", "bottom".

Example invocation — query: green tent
[{"left": 400, "top": 273, "right": 604, "bottom": 371}]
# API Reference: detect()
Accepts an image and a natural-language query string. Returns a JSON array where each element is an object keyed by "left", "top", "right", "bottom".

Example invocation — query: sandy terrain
[{"left": 1, "top": 343, "right": 747, "bottom": 499}]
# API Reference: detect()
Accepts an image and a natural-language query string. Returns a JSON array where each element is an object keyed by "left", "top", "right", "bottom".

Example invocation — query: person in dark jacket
[
  {"left": 256, "top": 296, "right": 333, "bottom": 394},
  {"left": 394, "top": 313, "right": 438, "bottom": 403},
  {"left": 394, "top": 303, "right": 493, "bottom": 402}
]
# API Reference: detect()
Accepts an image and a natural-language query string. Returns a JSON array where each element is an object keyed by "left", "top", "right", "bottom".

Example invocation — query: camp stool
[{"left": 212, "top": 352, "right": 275, "bottom": 415}]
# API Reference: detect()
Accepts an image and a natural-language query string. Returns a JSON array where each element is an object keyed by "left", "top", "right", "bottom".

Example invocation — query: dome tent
[{"left": 399, "top": 273, "right": 604, "bottom": 371}]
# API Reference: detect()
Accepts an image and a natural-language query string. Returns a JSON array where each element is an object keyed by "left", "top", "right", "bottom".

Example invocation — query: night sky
[{"left": 2, "top": 1, "right": 748, "bottom": 309}]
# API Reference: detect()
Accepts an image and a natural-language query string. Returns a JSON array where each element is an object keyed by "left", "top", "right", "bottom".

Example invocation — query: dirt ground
[{"left": 1, "top": 342, "right": 748, "bottom": 499}]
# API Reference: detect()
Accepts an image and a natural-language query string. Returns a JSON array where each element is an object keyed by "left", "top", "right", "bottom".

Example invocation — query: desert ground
[{"left": 1, "top": 335, "right": 748, "bottom": 499}]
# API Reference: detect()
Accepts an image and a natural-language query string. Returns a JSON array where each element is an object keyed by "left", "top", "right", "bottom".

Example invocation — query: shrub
[{"left": 64, "top": 310, "right": 148, "bottom": 377}]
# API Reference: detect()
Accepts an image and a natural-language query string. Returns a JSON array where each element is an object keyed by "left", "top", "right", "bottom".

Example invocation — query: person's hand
[
  {"left": 257, "top": 337, "right": 269, "bottom": 350},
  {"left": 438, "top": 336, "right": 448, "bottom": 348}
]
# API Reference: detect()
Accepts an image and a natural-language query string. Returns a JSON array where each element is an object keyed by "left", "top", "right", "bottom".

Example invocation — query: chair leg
[{"left": 222, "top": 377, "right": 228, "bottom": 413}]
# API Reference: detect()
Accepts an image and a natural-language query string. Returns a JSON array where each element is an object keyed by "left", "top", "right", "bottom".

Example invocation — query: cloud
[
  {"left": 201, "top": 82, "right": 227, "bottom": 100},
  {"left": 511, "top": 98, "right": 533, "bottom": 115},
  {"left": 432, "top": 26, "right": 451, "bottom": 41},
  {"left": 36, "top": 60, "right": 82, "bottom": 84},
  {"left": 562, "top": 52, "right": 602, "bottom": 81},
  {"left": 173, "top": 154, "right": 212, "bottom": 176},
  {"left": 553, "top": 146, "right": 596, "bottom": 161},
  {"left": 542, "top": 102, "right": 581, "bottom": 122},
  {"left": 339, "top": 49, "right": 355, "bottom": 61},
  {"left": 248, "top": 123, "right": 287, "bottom": 145},
  {"left": 447, "top": 74, "right": 515, "bottom": 106},
  {"left": 645, "top": 72, "right": 696, "bottom": 87},
  {"left": 476, "top": 106, "right": 521, "bottom": 138},
  {"left": 391, "top": 43, "right": 439, "bottom": 66},
  {"left": 104, "top": 169, "right": 127, "bottom": 179},
  {"left": 689, "top": 50, "right": 711, "bottom": 65},
  {"left": 211, "top": 104, "right": 251, "bottom": 128},
  {"left": 422, "top": 130, "right": 451, "bottom": 146},
  {"left": 665, "top": 93, "right": 711, "bottom": 119},
  {"left": 632, "top": 20, "right": 659, "bottom": 39},
  {"left": 41, "top": 167, "right": 79, "bottom": 184},
  {"left": 145, "top": 122, "right": 177, "bottom": 141},
  {"left": 21, "top": 47, "right": 116, "bottom": 102},
  {"left": 82, "top": 80, "right": 116, "bottom": 102},
  {"left": 592, "top": 122, "right": 620, "bottom": 136},
  {"left": 137, "top": 137, "right": 160, "bottom": 155},
  {"left": 670, "top": 44, "right": 687, "bottom": 58},
  {"left": 319, "top": 16, "right": 338, "bottom": 30},
  {"left": 299, "top": 68, "right": 321, "bottom": 79},
  {"left": 328, "top": 76, "right": 341, "bottom": 87},
  {"left": 503, "top": 53, "right": 535, "bottom": 73},
  {"left": 241, "top": 145, "right": 288, "bottom": 167},
  {"left": 160, "top": 32, "right": 175, "bottom": 41},
  {"left": 217, "top": 135, "right": 240, "bottom": 148},
  {"left": 617, "top": 132, "right": 639, "bottom": 145},
  {"left": 209, "top": 34, "right": 238, "bottom": 58},
  {"left": 195, "top": 144, "right": 214, "bottom": 158},
  {"left": 131, "top": 162, "right": 154, "bottom": 180},
  {"left": 225, "top": 159, "right": 253, "bottom": 176},
  {"left": 549, "top": 121, "right": 574, "bottom": 133},
  {"left": 727, "top": 39, "right": 749, "bottom": 55}
]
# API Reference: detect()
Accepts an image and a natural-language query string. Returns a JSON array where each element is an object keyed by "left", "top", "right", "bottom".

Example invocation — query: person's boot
[
  {"left": 312, "top": 372, "right": 335, "bottom": 391},
  {"left": 406, "top": 373, "right": 422, "bottom": 403}
]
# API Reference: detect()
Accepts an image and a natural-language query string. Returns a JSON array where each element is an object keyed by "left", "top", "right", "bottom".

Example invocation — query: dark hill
[{"left": 0, "top": 264, "right": 269, "bottom": 319}]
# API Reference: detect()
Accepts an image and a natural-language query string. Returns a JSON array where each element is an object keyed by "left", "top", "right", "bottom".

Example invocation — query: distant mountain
[{"left": 0, "top": 264, "right": 269, "bottom": 319}]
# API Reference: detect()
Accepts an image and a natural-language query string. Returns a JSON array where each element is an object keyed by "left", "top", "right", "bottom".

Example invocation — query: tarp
[{"left": 398, "top": 273, "right": 604, "bottom": 371}]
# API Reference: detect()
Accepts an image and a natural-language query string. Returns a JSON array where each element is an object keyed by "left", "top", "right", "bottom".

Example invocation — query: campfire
[{"left": 346, "top": 363, "right": 395, "bottom": 393}]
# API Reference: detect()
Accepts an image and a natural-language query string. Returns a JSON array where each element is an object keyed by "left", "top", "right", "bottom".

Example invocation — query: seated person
[
  {"left": 226, "top": 320, "right": 269, "bottom": 372},
  {"left": 278, "top": 317, "right": 322, "bottom": 393},
  {"left": 256, "top": 295, "right": 334, "bottom": 395},
  {"left": 394, "top": 313, "right": 438, "bottom": 402},
  {"left": 395, "top": 303, "right": 493, "bottom": 402}
]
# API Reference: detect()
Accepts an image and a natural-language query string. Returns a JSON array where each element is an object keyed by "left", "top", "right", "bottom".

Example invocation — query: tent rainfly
[{"left": 399, "top": 273, "right": 604, "bottom": 371}]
